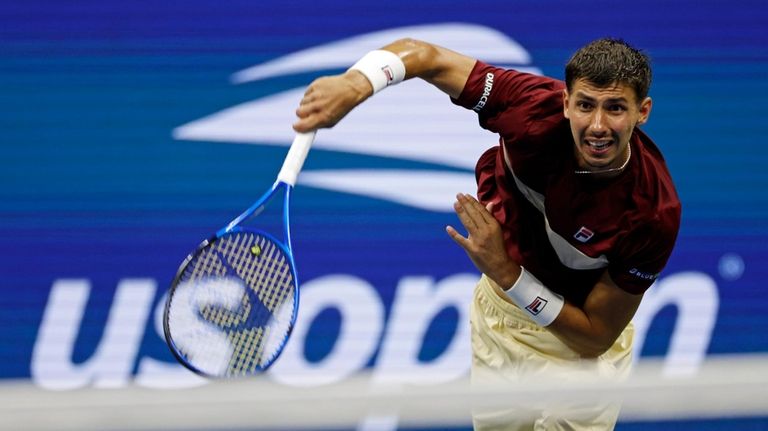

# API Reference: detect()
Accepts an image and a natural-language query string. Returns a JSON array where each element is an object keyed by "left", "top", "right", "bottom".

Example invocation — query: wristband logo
[
  {"left": 525, "top": 296, "right": 548, "bottom": 315},
  {"left": 381, "top": 65, "right": 395, "bottom": 84}
]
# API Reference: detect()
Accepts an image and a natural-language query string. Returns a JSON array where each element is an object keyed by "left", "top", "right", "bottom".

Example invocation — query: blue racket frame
[{"left": 163, "top": 131, "right": 315, "bottom": 378}]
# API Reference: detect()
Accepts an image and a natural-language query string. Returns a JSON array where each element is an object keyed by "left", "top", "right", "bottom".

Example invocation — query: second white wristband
[
  {"left": 505, "top": 267, "right": 565, "bottom": 327},
  {"left": 349, "top": 50, "right": 406, "bottom": 94}
]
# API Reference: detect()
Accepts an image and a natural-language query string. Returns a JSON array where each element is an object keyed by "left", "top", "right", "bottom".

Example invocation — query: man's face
[{"left": 563, "top": 79, "right": 652, "bottom": 173}]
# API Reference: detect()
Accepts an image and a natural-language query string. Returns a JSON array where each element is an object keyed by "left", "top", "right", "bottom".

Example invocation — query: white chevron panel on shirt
[{"left": 504, "top": 155, "right": 609, "bottom": 270}]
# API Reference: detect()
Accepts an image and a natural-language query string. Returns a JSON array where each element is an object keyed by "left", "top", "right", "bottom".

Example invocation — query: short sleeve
[
  {"left": 608, "top": 214, "right": 681, "bottom": 294},
  {"left": 451, "top": 61, "right": 565, "bottom": 140}
]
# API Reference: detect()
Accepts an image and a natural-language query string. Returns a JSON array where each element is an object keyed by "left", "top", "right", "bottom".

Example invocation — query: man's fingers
[
  {"left": 295, "top": 99, "right": 322, "bottom": 118},
  {"left": 456, "top": 193, "right": 493, "bottom": 226},
  {"left": 300, "top": 84, "right": 317, "bottom": 101},
  {"left": 453, "top": 195, "right": 479, "bottom": 231},
  {"left": 466, "top": 194, "right": 493, "bottom": 225},
  {"left": 293, "top": 113, "right": 316, "bottom": 132},
  {"left": 292, "top": 118, "right": 314, "bottom": 133},
  {"left": 445, "top": 225, "right": 470, "bottom": 249},
  {"left": 294, "top": 99, "right": 334, "bottom": 131}
]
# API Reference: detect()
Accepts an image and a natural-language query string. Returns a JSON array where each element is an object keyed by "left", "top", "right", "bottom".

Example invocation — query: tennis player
[{"left": 294, "top": 38, "right": 681, "bottom": 430}]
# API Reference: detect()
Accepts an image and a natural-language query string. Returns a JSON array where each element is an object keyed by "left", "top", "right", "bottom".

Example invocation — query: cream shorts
[{"left": 470, "top": 275, "right": 634, "bottom": 431}]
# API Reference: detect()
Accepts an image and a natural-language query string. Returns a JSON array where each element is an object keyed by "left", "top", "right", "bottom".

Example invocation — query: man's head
[
  {"left": 563, "top": 38, "right": 653, "bottom": 175},
  {"left": 565, "top": 38, "right": 651, "bottom": 102}
]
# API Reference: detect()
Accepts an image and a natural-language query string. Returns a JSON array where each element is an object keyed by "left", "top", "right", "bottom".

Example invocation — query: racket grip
[{"left": 277, "top": 131, "right": 316, "bottom": 186}]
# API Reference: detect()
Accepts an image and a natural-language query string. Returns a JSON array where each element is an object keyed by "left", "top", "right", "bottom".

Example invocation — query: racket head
[{"left": 163, "top": 227, "right": 299, "bottom": 378}]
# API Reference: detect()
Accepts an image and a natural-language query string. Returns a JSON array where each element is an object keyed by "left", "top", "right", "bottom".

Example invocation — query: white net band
[{"left": 1, "top": 354, "right": 767, "bottom": 430}]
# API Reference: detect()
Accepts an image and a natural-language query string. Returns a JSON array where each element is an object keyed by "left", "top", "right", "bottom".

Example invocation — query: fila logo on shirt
[
  {"left": 525, "top": 296, "right": 548, "bottom": 315},
  {"left": 574, "top": 226, "right": 595, "bottom": 243}
]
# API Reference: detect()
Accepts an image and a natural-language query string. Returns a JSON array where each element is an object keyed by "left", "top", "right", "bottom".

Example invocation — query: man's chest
[{"left": 541, "top": 174, "right": 629, "bottom": 259}]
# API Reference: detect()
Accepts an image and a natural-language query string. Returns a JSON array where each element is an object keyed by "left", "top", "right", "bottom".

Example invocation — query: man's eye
[
  {"left": 609, "top": 104, "right": 627, "bottom": 112},
  {"left": 577, "top": 101, "right": 592, "bottom": 110}
]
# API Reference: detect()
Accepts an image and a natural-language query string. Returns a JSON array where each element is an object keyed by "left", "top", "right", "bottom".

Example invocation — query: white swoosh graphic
[
  {"left": 174, "top": 23, "right": 542, "bottom": 212},
  {"left": 299, "top": 169, "right": 477, "bottom": 212},
  {"left": 232, "top": 23, "right": 539, "bottom": 83},
  {"left": 173, "top": 81, "right": 494, "bottom": 170}
]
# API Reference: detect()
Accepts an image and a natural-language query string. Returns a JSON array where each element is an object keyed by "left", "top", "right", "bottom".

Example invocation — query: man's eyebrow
[
  {"left": 573, "top": 91, "right": 596, "bottom": 102},
  {"left": 573, "top": 91, "right": 629, "bottom": 104}
]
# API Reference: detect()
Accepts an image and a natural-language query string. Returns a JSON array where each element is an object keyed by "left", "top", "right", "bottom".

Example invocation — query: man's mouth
[{"left": 585, "top": 139, "right": 613, "bottom": 154}]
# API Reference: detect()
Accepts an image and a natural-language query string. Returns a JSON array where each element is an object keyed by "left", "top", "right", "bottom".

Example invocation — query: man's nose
[{"left": 589, "top": 109, "right": 608, "bottom": 134}]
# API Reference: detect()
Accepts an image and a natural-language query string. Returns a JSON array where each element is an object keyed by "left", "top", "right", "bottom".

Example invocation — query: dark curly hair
[{"left": 565, "top": 38, "right": 652, "bottom": 103}]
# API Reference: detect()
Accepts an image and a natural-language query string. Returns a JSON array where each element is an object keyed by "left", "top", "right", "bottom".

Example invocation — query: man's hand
[
  {"left": 293, "top": 39, "right": 475, "bottom": 132},
  {"left": 446, "top": 193, "right": 520, "bottom": 288},
  {"left": 293, "top": 71, "right": 373, "bottom": 132}
]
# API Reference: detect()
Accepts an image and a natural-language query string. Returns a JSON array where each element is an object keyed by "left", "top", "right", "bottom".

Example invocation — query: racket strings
[
  {"left": 254, "top": 240, "right": 293, "bottom": 316},
  {"left": 183, "top": 241, "right": 245, "bottom": 330},
  {"left": 172, "top": 231, "right": 296, "bottom": 376},
  {"left": 209, "top": 233, "right": 253, "bottom": 328},
  {"left": 221, "top": 234, "right": 275, "bottom": 373},
  {"left": 236, "top": 234, "right": 295, "bottom": 371},
  {"left": 198, "top": 234, "right": 250, "bottom": 328}
]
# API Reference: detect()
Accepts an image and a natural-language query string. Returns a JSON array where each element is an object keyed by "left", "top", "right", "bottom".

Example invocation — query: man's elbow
[
  {"left": 570, "top": 337, "right": 616, "bottom": 358},
  {"left": 386, "top": 38, "right": 440, "bottom": 76},
  {"left": 391, "top": 37, "right": 431, "bottom": 52},
  {"left": 388, "top": 38, "right": 435, "bottom": 60},
  {"left": 576, "top": 345, "right": 610, "bottom": 359}
]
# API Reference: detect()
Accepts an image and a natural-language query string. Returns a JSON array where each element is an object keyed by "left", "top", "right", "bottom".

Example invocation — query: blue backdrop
[{"left": 2, "top": 1, "right": 767, "bottom": 429}]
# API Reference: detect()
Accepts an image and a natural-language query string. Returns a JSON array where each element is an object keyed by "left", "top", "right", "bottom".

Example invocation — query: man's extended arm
[{"left": 293, "top": 38, "right": 476, "bottom": 132}]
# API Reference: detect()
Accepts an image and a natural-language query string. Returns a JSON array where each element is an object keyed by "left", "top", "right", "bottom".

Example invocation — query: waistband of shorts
[{"left": 477, "top": 274, "right": 543, "bottom": 331}]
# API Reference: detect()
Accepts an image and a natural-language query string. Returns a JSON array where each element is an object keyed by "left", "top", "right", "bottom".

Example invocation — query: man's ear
[
  {"left": 562, "top": 89, "right": 571, "bottom": 119},
  {"left": 637, "top": 96, "right": 652, "bottom": 125}
]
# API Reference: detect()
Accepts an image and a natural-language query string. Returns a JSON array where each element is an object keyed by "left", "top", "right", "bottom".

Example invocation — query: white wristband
[
  {"left": 349, "top": 50, "right": 406, "bottom": 94},
  {"left": 505, "top": 267, "right": 564, "bottom": 327}
]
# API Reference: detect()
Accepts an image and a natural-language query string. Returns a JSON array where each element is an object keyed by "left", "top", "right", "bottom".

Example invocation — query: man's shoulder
[
  {"left": 470, "top": 62, "right": 565, "bottom": 108},
  {"left": 632, "top": 131, "right": 682, "bottom": 225},
  {"left": 615, "top": 137, "right": 682, "bottom": 257}
]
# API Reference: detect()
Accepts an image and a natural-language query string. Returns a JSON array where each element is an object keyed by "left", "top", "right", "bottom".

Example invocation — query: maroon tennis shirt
[{"left": 452, "top": 61, "right": 681, "bottom": 307}]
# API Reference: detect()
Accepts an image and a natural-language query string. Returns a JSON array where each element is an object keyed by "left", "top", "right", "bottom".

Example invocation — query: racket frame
[{"left": 163, "top": 132, "right": 315, "bottom": 377}]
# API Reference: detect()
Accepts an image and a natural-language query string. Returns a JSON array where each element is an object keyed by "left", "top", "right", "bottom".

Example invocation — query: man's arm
[
  {"left": 547, "top": 270, "right": 642, "bottom": 357},
  {"left": 447, "top": 193, "right": 642, "bottom": 358},
  {"left": 293, "top": 39, "right": 476, "bottom": 132}
]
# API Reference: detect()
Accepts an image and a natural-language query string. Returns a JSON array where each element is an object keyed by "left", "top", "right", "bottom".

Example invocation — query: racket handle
[{"left": 277, "top": 131, "right": 316, "bottom": 186}]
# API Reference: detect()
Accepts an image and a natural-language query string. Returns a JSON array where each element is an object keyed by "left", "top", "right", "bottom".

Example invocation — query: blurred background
[{"left": 1, "top": 0, "right": 767, "bottom": 429}]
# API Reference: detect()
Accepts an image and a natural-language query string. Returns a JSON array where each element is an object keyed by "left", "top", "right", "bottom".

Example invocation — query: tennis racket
[{"left": 163, "top": 131, "right": 316, "bottom": 378}]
